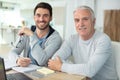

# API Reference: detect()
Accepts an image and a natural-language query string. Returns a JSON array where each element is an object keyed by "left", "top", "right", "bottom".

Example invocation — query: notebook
[
  {"left": 37, "top": 67, "right": 55, "bottom": 75},
  {"left": 4, "top": 58, "right": 16, "bottom": 71},
  {"left": 0, "top": 57, "right": 33, "bottom": 80},
  {"left": 12, "top": 64, "right": 40, "bottom": 73}
]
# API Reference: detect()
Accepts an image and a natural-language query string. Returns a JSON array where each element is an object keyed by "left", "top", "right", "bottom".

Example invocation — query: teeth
[{"left": 79, "top": 27, "right": 86, "bottom": 30}]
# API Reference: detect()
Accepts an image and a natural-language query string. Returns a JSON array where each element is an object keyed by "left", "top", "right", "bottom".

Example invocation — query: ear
[
  {"left": 34, "top": 16, "right": 35, "bottom": 21},
  {"left": 93, "top": 18, "right": 96, "bottom": 26}
]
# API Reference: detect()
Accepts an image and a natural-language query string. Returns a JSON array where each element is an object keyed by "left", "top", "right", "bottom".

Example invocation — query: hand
[
  {"left": 48, "top": 56, "right": 62, "bottom": 71},
  {"left": 18, "top": 27, "right": 33, "bottom": 36},
  {"left": 17, "top": 57, "right": 31, "bottom": 67}
]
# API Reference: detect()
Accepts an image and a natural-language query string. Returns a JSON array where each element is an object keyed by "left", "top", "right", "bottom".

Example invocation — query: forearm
[
  {"left": 31, "top": 47, "right": 48, "bottom": 65},
  {"left": 8, "top": 50, "right": 20, "bottom": 65},
  {"left": 31, "top": 42, "right": 62, "bottom": 66},
  {"left": 30, "top": 36, "right": 62, "bottom": 66},
  {"left": 52, "top": 40, "right": 72, "bottom": 60},
  {"left": 8, "top": 35, "right": 26, "bottom": 61},
  {"left": 61, "top": 52, "right": 110, "bottom": 78}
]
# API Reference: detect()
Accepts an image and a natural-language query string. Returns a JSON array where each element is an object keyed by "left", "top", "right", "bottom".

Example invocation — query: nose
[
  {"left": 39, "top": 16, "right": 44, "bottom": 21},
  {"left": 77, "top": 20, "right": 84, "bottom": 27}
]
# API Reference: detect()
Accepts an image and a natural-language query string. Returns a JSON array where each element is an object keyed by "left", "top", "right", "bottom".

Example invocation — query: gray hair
[{"left": 74, "top": 5, "right": 95, "bottom": 21}]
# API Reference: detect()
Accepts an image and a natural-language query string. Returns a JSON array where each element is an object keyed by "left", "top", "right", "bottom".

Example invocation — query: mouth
[
  {"left": 38, "top": 21, "right": 46, "bottom": 24},
  {"left": 40, "top": 22, "right": 45, "bottom": 24},
  {"left": 39, "top": 22, "right": 46, "bottom": 25},
  {"left": 79, "top": 27, "right": 87, "bottom": 30}
]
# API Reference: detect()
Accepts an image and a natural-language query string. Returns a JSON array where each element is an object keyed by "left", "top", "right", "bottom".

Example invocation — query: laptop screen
[{"left": 0, "top": 57, "right": 6, "bottom": 80}]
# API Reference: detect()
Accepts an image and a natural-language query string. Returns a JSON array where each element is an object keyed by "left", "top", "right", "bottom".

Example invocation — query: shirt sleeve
[
  {"left": 52, "top": 36, "right": 73, "bottom": 62},
  {"left": 8, "top": 36, "right": 26, "bottom": 65},
  {"left": 30, "top": 32, "right": 62, "bottom": 66}
]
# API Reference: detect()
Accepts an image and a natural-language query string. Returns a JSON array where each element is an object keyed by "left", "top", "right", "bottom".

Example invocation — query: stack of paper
[
  {"left": 4, "top": 59, "right": 16, "bottom": 71},
  {"left": 37, "top": 67, "right": 55, "bottom": 75},
  {"left": 12, "top": 64, "right": 40, "bottom": 73}
]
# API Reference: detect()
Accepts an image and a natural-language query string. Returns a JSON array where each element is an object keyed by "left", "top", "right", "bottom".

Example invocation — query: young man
[
  {"left": 48, "top": 6, "right": 118, "bottom": 80},
  {"left": 9, "top": 2, "right": 62, "bottom": 67}
]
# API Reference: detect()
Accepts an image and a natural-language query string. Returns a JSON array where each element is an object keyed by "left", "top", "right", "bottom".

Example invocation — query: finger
[
  {"left": 18, "top": 30, "right": 24, "bottom": 36},
  {"left": 20, "top": 63, "right": 27, "bottom": 67},
  {"left": 48, "top": 59, "right": 53, "bottom": 62},
  {"left": 20, "top": 61, "right": 29, "bottom": 67},
  {"left": 24, "top": 58, "right": 31, "bottom": 61},
  {"left": 48, "top": 60, "right": 53, "bottom": 65},
  {"left": 48, "top": 59, "right": 51, "bottom": 61},
  {"left": 56, "top": 56, "right": 60, "bottom": 61}
]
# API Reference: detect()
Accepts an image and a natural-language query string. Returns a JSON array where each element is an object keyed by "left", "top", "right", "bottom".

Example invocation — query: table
[
  {"left": 33, "top": 72, "right": 86, "bottom": 80},
  {"left": 7, "top": 70, "right": 87, "bottom": 80}
]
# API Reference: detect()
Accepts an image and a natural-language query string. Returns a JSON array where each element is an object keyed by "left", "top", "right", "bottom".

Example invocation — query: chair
[{"left": 112, "top": 41, "right": 120, "bottom": 80}]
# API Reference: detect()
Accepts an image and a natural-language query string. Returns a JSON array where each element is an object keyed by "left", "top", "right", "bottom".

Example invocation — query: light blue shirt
[
  {"left": 28, "top": 33, "right": 48, "bottom": 65},
  {"left": 8, "top": 29, "right": 62, "bottom": 66},
  {"left": 52, "top": 30, "right": 118, "bottom": 80}
]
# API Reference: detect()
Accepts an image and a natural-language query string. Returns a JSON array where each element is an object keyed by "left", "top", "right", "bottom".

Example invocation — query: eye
[
  {"left": 43, "top": 14, "right": 49, "bottom": 18},
  {"left": 74, "top": 19, "right": 79, "bottom": 23},
  {"left": 35, "top": 14, "right": 41, "bottom": 17}
]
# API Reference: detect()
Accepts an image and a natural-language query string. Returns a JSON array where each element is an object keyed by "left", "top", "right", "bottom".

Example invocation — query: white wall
[
  {"left": 20, "top": 6, "right": 65, "bottom": 39},
  {"left": 64, "top": 0, "right": 95, "bottom": 39},
  {"left": 95, "top": 0, "right": 120, "bottom": 32},
  {"left": 0, "top": 1, "right": 66, "bottom": 44},
  {"left": 20, "top": 9, "right": 34, "bottom": 27},
  {"left": 1, "top": 0, "right": 120, "bottom": 44},
  {"left": 64, "top": 0, "right": 120, "bottom": 39},
  {"left": 0, "top": 7, "right": 21, "bottom": 44}
]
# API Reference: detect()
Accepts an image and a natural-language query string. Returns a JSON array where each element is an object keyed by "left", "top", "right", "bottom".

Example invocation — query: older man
[{"left": 48, "top": 6, "right": 118, "bottom": 80}]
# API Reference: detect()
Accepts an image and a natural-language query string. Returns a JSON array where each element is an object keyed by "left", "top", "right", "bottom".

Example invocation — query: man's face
[
  {"left": 34, "top": 8, "right": 52, "bottom": 30},
  {"left": 74, "top": 9, "right": 95, "bottom": 40}
]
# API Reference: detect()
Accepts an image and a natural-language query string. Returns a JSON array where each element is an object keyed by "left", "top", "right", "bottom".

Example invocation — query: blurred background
[{"left": 0, "top": 0, "right": 120, "bottom": 45}]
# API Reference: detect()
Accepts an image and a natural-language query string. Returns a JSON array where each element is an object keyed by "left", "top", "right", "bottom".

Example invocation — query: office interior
[
  {"left": 0, "top": 0, "right": 120, "bottom": 79},
  {"left": 0, "top": 0, "right": 120, "bottom": 54},
  {"left": 0, "top": 0, "right": 120, "bottom": 76}
]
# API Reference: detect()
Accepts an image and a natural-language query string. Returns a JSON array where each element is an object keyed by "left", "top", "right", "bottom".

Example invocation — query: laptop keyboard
[
  {"left": 7, "top": 74, "right": 17, "bottom": 80},
  {"left": 7, "top": 73, "right": 32, "bottom": 80}
]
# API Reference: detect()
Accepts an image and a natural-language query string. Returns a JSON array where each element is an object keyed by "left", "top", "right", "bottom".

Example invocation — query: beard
[
  {"left": 38, "top": 25, "right": 49, "bottom": 30},
  {"left": 36, "top": 23, "right": 49, "bottom": 30}
]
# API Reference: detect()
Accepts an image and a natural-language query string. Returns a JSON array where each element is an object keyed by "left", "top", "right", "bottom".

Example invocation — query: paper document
[
  {"left": 4, "top": 59, "right": 16, "bottom": 71},
  {"left": 37, "top": 67, "right": 55, "bottom": 75},
  {"left": 12, "top": 64, "right": 41, "bottom": 73}
]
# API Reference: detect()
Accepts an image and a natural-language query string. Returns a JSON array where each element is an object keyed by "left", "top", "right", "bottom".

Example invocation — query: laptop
[{"left": 0, "top": 57, "right": 33, "bottom": 80}]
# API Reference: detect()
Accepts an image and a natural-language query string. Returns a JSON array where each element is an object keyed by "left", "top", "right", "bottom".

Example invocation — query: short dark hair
[{"left": 34, "top": 2, "right": 52, "bottom": 16}]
